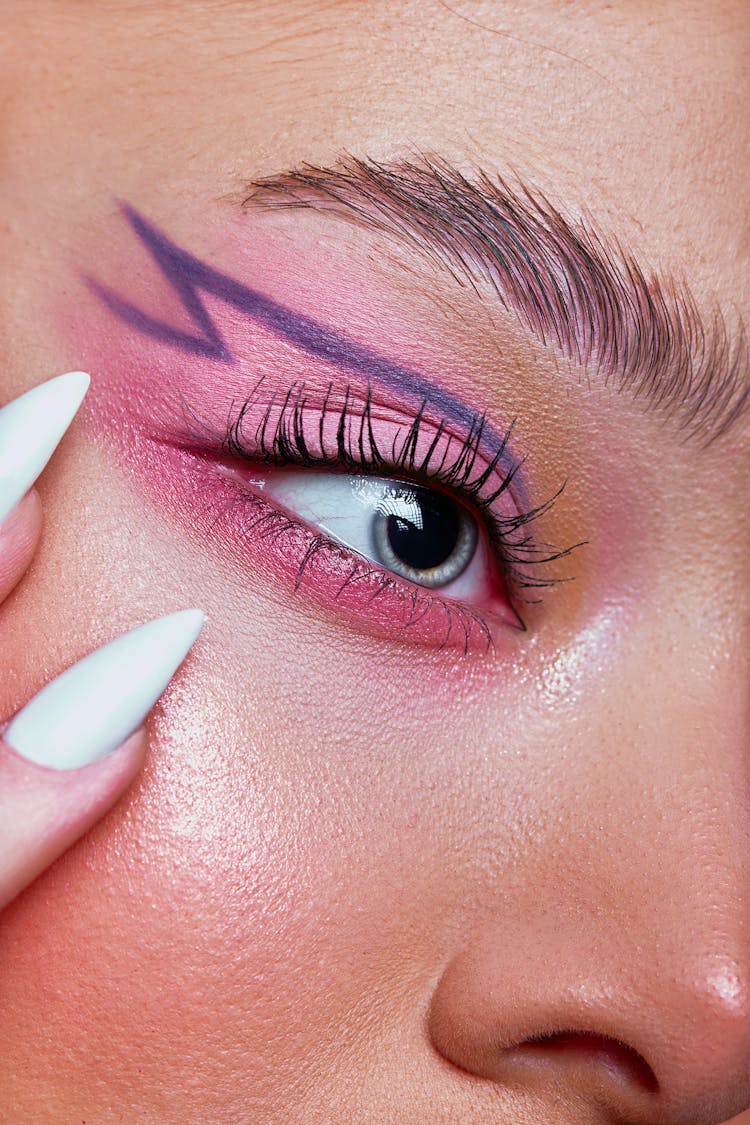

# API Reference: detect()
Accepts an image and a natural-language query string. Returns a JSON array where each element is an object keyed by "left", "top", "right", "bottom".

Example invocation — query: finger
[
  {"left": 0, "top": 489, "right": 42, "bottom": 603},
  {"left": 0, "top": 369, "right": 90, "bottom": 527},
  {"left": 0, "top": 608, "right": 205, "bottom": 911},
  {"left": 0, "top": 370, "right": 90, "bottom": 600},
  {"left": 0, "top": 728, "right": 146, "bottom": 909}
]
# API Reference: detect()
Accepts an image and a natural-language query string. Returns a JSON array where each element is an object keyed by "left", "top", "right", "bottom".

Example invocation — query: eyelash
[{"left": 183, "top": 379, "right": 575, "bottom": 648}]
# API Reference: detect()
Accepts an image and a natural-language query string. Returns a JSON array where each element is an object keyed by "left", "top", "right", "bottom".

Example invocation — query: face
[{"left": 1, "top": 2, "right": 749, "bottom": 1122}]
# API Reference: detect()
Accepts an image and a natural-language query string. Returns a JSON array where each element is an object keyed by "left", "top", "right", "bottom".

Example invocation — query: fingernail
[
  {"left": 0, "top": 370, "right": 91, "bottom": 525},
  {"left": 4, "top": 609, "right": 205, "bottom": 770}
]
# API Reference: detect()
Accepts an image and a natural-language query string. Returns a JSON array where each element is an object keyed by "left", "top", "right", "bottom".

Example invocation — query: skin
[{"left": 0, "top": 1, "right": 749, "bottom": 1122}]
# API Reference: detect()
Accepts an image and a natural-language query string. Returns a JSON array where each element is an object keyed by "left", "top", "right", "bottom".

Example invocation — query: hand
[{"left": 0, "top": 371, "right": 204, "bottom": 910}]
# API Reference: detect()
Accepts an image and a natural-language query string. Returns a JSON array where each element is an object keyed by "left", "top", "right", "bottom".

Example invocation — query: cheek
[
  {"left": 0, "top": 661, "right": 504, "bottom": 1111},
  {"left": 0, "top": 448, "right": 506, "bottom": 1105},
  {"left": 0, "top": 428, "right": 567, "bottom": 1113}
]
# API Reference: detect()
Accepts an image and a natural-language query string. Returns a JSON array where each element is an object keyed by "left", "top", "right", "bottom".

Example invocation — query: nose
[
  {"left": 429, "top": 922, "right": 750, "bottom": 1124},
  {"left": 427, "top": 626, "right": 750, "bottom": 1124}
]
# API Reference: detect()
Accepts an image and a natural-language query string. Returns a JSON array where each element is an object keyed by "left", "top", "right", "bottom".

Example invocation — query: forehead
[
  {"left": 5, "top": 0, "right": 749, "bottom": 427},
  {"left": 24, "top": 2, "right": 748, "bottom": 291}
]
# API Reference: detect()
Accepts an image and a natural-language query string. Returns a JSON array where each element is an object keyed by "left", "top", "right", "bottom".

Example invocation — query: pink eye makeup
[{"left": 82, "top": 203, "right": 577, "bottom": 652}]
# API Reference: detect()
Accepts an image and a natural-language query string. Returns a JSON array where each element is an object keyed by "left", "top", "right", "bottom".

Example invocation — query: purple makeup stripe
[{"left": 86, "top": 202, "right": 518, "bottom": 474}]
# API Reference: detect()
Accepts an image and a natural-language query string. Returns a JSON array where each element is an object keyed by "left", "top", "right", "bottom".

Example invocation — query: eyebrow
[{"left": 240, "top": 155, "right": 750, "bottom": 445}]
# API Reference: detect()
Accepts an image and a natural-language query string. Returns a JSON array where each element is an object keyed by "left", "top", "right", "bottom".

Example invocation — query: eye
[
  {"left": 257, "top": 467, "right": 493, "bottom": 600},
  {"left": 184, "top": 380, "right": 572, "bottom": 642}
]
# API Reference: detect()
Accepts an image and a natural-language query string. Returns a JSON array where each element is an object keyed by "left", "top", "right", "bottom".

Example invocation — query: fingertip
[
  {"left": 99, "top": 725, "right": 149, "bottom": 783},
  {"left": 0, "top": 725, "right": 150, "bottom": 910},
  {"left": 0, "top": 488, "right": 43, "bottom": 602},
  {"left": 4, "top": 609, "right": 206, "bottom": 770}
]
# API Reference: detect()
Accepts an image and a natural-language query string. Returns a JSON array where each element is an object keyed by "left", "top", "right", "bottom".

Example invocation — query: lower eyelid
[
  {"left": 200, "top": 457, "right": 516, "bottom": 653},
  {"left": 244, "top": 465, "right": 493, "bottom": 598}
]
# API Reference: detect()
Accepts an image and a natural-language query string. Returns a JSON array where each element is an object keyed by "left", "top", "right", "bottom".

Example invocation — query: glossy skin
[{"left": 1, "top": 2, "right": 749, "bottom": 1122}]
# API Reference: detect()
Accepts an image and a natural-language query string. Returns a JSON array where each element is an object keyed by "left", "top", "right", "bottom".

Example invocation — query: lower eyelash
[{"left": 216, "top": 478, "right": 497, "bottom": 654}]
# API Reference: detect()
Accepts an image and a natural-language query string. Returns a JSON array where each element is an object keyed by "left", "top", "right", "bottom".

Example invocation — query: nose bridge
[
  {"left": 588, "top": 596, "right": 750, "bottom": 924},
  {"left": 427, "top": 612, "right": 750, "bottom": 1122},
  {"left": 619, "top": 606, "right": 750, "bottom": 943},
  {"left": 618, "top": 614, "right": 750, "bottom": 1115}
]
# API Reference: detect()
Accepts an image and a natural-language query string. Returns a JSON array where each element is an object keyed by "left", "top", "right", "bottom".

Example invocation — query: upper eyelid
[
  {"left": 202, "top": 381, "right": 576, "bottom": 597},
  {"left": 85, "top": 200, "right": 526, "bottom": 495},
  {"left": 194, "top": 379, "right": 519, "bottom": 515}
]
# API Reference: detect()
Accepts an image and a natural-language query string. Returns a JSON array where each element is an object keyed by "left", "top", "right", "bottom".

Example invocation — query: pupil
[{"left": 386, "top": 491, "right": 461, "bottom": 571}]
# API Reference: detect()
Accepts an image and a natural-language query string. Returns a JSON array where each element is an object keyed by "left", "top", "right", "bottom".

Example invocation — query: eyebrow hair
[{"left": 240, "top": 155, "right": 750, "bottom": 445}]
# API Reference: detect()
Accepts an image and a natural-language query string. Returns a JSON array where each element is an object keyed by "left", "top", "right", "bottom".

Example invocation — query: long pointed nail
[
  {"left": 0, "top": 370, "right": 91, "bottom": 524},
  {"left": 4, "top": 609, "right": 205, "bottom": 770}
]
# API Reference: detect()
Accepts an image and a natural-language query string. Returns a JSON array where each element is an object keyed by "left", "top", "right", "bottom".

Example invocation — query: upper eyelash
[{"left": 211, "top": 378, "right": 580, "bottom": 602}]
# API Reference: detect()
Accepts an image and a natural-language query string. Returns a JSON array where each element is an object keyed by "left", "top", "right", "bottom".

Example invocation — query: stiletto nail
[
  {"left": 0, "top": 370, "right": 90, "bottom": 524},
  {"left": 4, "top": 609, "right": 205, "bottom": 770}
]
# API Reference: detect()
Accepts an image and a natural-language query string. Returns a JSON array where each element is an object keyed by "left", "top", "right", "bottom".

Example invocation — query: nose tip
[{"left": 428, "top": 941, "right": 750, "bottom": 1124}]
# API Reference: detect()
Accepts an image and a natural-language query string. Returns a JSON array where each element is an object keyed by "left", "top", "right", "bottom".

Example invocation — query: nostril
[{"left": 509, "top": 1031, "right": 660, "bottom": 1095}]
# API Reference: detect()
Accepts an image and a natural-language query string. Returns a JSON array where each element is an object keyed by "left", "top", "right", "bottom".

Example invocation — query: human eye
[
  {"left": 260, "top": 470, "right": 482, "bottom": 595},
  {"left": 84, "top": 202, "right": 577, "bottom": 653},
  {"left": 191, "top": 380, "right": 570, "bottom": 653}
]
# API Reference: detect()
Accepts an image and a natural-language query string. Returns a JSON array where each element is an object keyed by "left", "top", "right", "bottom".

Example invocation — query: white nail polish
[
  {"left": 0, "top": 370, "right": 91, "bottom": 525},
  {"left": 4, "top": 610, "right": 205, "bottom": 770}
]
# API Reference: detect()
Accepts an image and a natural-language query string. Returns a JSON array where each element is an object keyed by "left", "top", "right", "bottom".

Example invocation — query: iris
[{"left": 371, "top": 483, "right": 477, "bottom": 587}]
